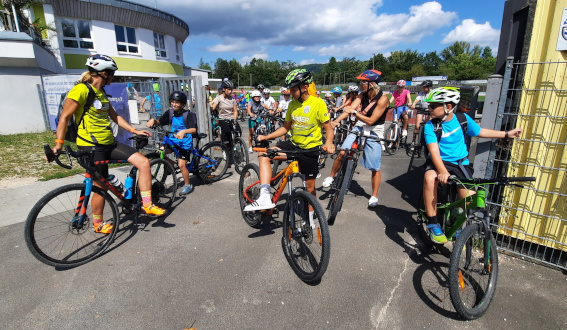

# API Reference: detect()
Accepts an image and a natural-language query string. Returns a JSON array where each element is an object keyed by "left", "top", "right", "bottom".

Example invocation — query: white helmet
[
  {"left": 262, "top": 89, "right": 271, "bottom": 94},
  {"left": 85, "top": 54, "right": 118, "bottom": 72},
  {"left": 348, "top": 85, "right": 359, "bottom": 93},
  {"left": 325, "top": 92, "right": 332, "bottom": 97},
  {"left": 250, "top": 90, "right": 261, "bottom": 98}
]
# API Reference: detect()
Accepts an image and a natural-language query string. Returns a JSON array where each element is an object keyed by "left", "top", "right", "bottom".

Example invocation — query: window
[
  {"left": 175, "top": 40, "right": 181, "bottom": 61},
  {"left": 61, "top": 18, "right": 93, "bottom": 49},
  {"left": 153, "top": 32, "right": 166, "bottom": 58},
  {"left": 115, "top": 25, "right": 138, "bottom": 53}
]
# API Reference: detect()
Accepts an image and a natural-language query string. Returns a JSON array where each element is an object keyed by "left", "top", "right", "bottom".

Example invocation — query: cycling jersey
[
  {"left": 67, "top": 83, "right": 114, "bottom": 146},
  {"left": 285, "top": 96, "right": 329, "bottom": 149}
]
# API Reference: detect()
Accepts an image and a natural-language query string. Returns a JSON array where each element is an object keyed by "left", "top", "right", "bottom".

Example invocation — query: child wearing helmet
[
  {"left": 324, "top": 92, "right": 335, "bottom": 115},
  {"left": 331, "top": 87, "right": 343, "bottom": 109},
  {"left": 246, "top": 90, "right": 265, "bottom": 153},
  {"left": 261, "top": 89, "right": 277, "bottom": 113},
  {"left": 276, "top": 89, "right": 291, "bottom": 119},
  {"left": 389, "top": 80, "right": 412, "bottom": 138},
  {"left": 322, "top": 69, "right": 389, "bottom": 208},
  {"left": 409, "top": 80, "right": 433, "bottom": 150},
  {"left": 146, "top": 91, "right": 197, "bottom": 195},
  {"left": 422, "top": 87, "right": 523, "bottom": 244},
  {"left": 244, "top": 69, "right": 336, "bottom": 213},
  {"left": 52, "top": 54, "right": 167, "bottom": 232}
]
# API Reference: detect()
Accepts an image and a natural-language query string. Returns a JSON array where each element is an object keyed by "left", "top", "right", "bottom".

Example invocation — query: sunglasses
[{"left": 428, "top": 103, "right": 442, "bottom": 109}]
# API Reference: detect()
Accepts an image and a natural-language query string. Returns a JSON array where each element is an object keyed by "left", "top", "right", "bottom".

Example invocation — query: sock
[
  {"left": 93, "top": 214, "right": 103, "bottom": 225},
  {"left": 260, "top": 184, "right": 270, "bottom": 195},
  {"left": 427, "top": 215, "right": 438, "bottom": 225},
  {"left": 141, "top": 190, "right": 152, "bottom": 207}
]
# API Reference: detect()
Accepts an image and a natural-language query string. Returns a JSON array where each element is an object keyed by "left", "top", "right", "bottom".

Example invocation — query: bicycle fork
[{"left": 72, "top": 177, "right": 93, "bottom": 230}]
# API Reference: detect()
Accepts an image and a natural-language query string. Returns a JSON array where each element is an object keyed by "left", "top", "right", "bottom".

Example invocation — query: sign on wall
[{"left": 557, "top": 7, "right": 567, "bottom": 51}]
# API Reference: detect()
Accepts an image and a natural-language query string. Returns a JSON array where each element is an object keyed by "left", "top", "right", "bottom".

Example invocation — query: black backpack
[
  {"left": 433, "top": 112, "right": 469, "bottom": 148},
  {"left": 55, "top": 82, "right": 96, "bottom": 143}
]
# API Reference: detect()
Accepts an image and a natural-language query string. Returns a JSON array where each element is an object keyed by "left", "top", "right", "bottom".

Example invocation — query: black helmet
[
  {"left": 421, "top": 80, "right": 433, "bottom": 87},
  {"left": 284, "top": 69, "right": 313, "bottom": 88},
  {"left": 222, "top": 79, "right": 234, "bottom": 89},
  {"left": 257, "top": 84, "right": 265, "bottom": 90},
  {"left": 169, "top": 91, "right": 187, "bottom": 104}
]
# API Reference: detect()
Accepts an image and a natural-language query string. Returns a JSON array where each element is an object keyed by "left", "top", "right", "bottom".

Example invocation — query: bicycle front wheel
[
  {"left": 149, "top": 158, "right": 177, "bottom": 209},
  {"left": 449, "top": 223, "right": 499, "bottom": 320},
  {"left": 233, "top": 137, "right": 249, "bottom": 175},
  {"left": 384, "top": 124, "right": 398, "bottom": 155},
  {"left": 197, "top": 141, "right": 229, "bottom": 183},
  {"left": 238, "top": 163, "right": 263, "bottom": 228},
  {"left": 282, "top": 190, "right": 330, "bottom": 283},
  {"left": 24, "top": 184, "right": 119, "bottom": 268},
  {"left": 327, "top": 158, "right": 353, "bottom": 225}
]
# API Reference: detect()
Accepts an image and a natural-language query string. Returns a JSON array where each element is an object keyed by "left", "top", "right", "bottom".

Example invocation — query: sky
[{"left": 130, "top": 0, "right": 505, "bottom": 68}]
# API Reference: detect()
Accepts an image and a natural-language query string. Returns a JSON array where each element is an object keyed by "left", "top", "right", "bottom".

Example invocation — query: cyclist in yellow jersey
[
  {"left": 52, "top": 54, "right": 166, "bottom": 234},
  {"left": 244, "top": 69, "right": 335, "bottom": 212}
]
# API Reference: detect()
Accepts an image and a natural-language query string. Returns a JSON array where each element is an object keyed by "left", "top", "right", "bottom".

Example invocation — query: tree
[
  {"left": 198, "top": 58, "right": 212, "bottom": 71},
  {"left": 423, "top": 51, "right": 443, "bottom": 76}
]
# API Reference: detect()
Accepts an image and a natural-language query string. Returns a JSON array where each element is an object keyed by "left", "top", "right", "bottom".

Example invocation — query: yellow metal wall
[{"left": 501, "top": 0, "right": 567, "bottom": 251}]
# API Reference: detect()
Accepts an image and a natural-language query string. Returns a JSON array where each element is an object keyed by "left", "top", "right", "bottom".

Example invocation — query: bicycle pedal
[{"left": 271, "top": 208, "right": 279, "bottom": 219}]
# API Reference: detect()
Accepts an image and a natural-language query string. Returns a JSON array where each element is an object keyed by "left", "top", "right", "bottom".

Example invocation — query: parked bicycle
[
  {"left": 416, "top": 175, "right": 536, "bottom": 320},
  {"left": 145, "top": 126, "right": 230, "bottom": 183},
  {"left": 25, "top": 140, "right": 176, "bottom": 268},
  {"left": 383, "top": 106, "right": 406, "bottom": 155},
  {"left": 326, "top": 125, "right": 381, "bottom": 225},
  {"left": 238, "top": 148, "right": 330, "bottom": 283}
]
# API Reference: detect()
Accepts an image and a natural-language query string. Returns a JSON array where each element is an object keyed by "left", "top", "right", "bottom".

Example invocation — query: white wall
[{"left": 0, "top": 67, "right": 46, "bottom": 134}]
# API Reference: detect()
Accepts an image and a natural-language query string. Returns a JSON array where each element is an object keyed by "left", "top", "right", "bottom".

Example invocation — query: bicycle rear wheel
[
  {"left": 233, "top": 137, "right": 249, "bottom": 175},
  {"left": 449, "top": 223, "right": 499, "bottom": 320},
  {"left": 197, "top": 141, "right": 229, "bottom": 183},
  {"left": 327, "top": 158, "right": 353, "bottom": 225},
  {"left": 282, "top": 190, "right": 330, "bottom": 283},
  {"left": 384, "top": 123, "right": 398, "bottom": 155},
  {"left": 149, "top": 158, "right": 177, "bottom": 209},
  {"left": 238, "top": 163, "right": 263, "bottom": 228},
  {"left": 24, "top": 184, "right": 119, "bottom": 268}
]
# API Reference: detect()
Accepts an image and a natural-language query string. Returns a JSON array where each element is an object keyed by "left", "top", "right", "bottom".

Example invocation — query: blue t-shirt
[
  {"left": 146, "top": 94, "right": 162, "bottom": 115},
  {"left": 424, "top": 113, "right": 480, "bottom": 165}
]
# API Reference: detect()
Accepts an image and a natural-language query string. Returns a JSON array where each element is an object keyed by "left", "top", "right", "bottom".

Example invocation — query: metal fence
[{"left": 485, "top": 57, "right": 567, "bottom": 270}]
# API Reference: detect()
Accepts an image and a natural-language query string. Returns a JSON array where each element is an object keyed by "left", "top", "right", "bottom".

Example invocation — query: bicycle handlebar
[
  {"left": 448, "top": 175, "right": 536, "bottom": 185},
  {"left": 253, "top": 147, "right": 328, "bottom": 159},
  {"left": 335, "top": 125, "right": 381, "bottom": 141}
]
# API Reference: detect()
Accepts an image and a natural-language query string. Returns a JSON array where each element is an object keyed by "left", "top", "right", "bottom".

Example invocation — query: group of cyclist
[{"left": 51, "top": 53, "right": 523, "bottom": 244}]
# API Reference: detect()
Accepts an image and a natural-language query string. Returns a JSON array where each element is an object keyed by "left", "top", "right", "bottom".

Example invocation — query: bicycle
[
  {"left": 407, "top": 108, "right": 430, "bottom": 159},
  {"left": 383, "top": 106, "right": 406, "bottom": 155},
  {"left": 145, "top": 126, "right": 230, "bottom": 183},
  {"left": 237, "top": 104, "right": 248, "bottom": 122},
  {"left": 25, "top": 141, "right": 177, "bottom": 268},
  {"left": 249, "top": 114, "right": 271, "bottom": 148},
  {"left": 238, "top": 148, "right": 331, "bottom": 283},
  {"left": 416, "top": 175, "right": 535, "bottom": 320},
  {"left": 227, "top": 121, "right": 249, "bottom": 174},
  {"left": 326, "top": 125, "right": 381, "bottom": 225}
]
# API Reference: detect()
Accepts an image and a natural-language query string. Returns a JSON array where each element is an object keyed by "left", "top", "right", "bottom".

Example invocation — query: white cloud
[
  {"left": 299, "top": 59, "right": 315, "bottom": 65},
  {"left": 442, "top": 19, "right": 500, "bottom": 51},
  {"left": 239, "top": 53, "right": 269, "bottom": 65},
  {"left": 292, "top": 46, "right": 305, "bottom": 52}
]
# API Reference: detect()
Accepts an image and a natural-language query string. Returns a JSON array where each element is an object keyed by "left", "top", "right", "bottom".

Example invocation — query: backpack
[
  {"left": 55, "top": 82, "right": 96, "bottom": 143},
  {"left": 433, "top": 112, "right": 471, "bottom": 161},
  {"left": 167, "top": 109, "right": 198, "bottom": 138}
]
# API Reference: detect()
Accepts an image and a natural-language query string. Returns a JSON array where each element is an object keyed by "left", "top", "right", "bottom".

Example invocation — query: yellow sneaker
[
  {"left": 142, "top": 204, "right": 166, "bottom": 216},
  {"left": 93, "top": 222, "right": 113, "bottom": 234}
]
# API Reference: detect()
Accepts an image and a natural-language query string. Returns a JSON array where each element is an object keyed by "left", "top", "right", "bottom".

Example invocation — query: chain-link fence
[{"left": 485, "top": 58, "right": 567, "bottom": 270}]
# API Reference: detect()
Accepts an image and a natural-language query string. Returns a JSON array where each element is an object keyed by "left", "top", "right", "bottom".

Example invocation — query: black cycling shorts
[
  {"left": 424, "top": 158, "right": 474, "bottom": 179},
  {"left": 78, "top": 143, "right": 138, "bottom": 178},
  {"left": 275, "top": 140, "right": 321, "bottom": 179}
]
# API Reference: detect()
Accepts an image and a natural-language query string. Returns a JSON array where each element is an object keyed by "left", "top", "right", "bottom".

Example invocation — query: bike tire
[
  {"left": 328, "top": 158, "right": 353, "bottom": 225},
  {"left": 238, "top": 163, "right": 263, "bottom": 228},
  {"left": 24, "top": 184, "right": 119, "bottom": 268},
  {"left": 233, "top": 137, "right": 249, "bottom": 175},
  {"left": 149, "top": 158, "right": 177, "bottom": 209},
  {"left": 384, "top": 124, "right": 398, "bottom": 155},
  {"left": 196, "top": 141, "right": 229, "bottom": 183},
  {"left": 448, "top": 223, "right": 499, "bottom": 320},
  {"left": 282, "top": 190, "right": 330, "bottom": 283}
]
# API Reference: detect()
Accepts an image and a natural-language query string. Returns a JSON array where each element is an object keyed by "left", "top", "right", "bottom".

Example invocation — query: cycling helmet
[
  {"left": 282, "top": 89, "right": 291, "bottom": 95},
  {"left": 325, "top": 92, "right": 332, "bottom": 98},
  {"left": 169, "top": 91, "right": 187, "bottom": 104},
  {"left": 250, "top": 90, "right": 261, "bottom": 98},
  {"left": 424, "top": 87, "right": 460, "bottom": 104},
  {"left": 348, "top": 85, "right": 359, "bottom": 93},
  {"left": 331, "top": 86, "right": 343, "bottom": 94},
  {"left": 420, "top": 80, "right": 433, "bottom": 87},
  {"left": 284, "top": 69, "right": 313, "bottom": 88},
  {"left": 356, "top": 69, "right": 382, "bottom": 82},
  {"left": 85, "top": 54, "right": 118, "bottom": 72},
  {"left": 257, "top": 84, "right": 265, "bottom": 90},
  {"left": 221, "top": 79, "right": 234, "bottom": 89},
  {"left": 396, "top": 80, "right": 407, "bottom": 87},
  {"left": 262, "top": 89, "right": 271, "bottom": 94},
  {"left": 239, "top": 93, "right": 244, "bottom": 97}
]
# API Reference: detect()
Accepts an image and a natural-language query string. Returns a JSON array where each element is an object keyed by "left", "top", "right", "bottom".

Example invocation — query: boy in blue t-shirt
[
  {"left": 146, "top": 91, "right": 197, "bottom": 195},
  {"left": 422, "top": 87, "right": 523, "bottom": 244}
]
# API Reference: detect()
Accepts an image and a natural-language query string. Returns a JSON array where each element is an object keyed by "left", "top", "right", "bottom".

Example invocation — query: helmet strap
[{"left": 441, "top": 103, "right": 453, "bottom": 122}]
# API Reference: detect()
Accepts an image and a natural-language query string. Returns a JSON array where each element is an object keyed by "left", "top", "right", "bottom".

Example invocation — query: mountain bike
[
  {"left": 25, "top": 141, "right": 176, "bottom": 268},
  {"left": 416, "top": 175, "right": 536, "bottom": 320},
  {"left": 144, "top": 126, "right": 230, "bottom": 183},
  {"left": 326, "top": 125, "right": 381, "bottom": 225},
  {"left": 250, "top": 114, "right": 271, "bottom": 148},
  {"left": 383, "top": 107, "right": 406, "bottom": 155},
  {"left": 228, "top": 121, "right": 249, "bottom": 174},
  {"left": 407, "top": 108, "right": 430, "bottom": 159},
  {"left": 238, "top": 148, "right": 331, "bottom": 283}
]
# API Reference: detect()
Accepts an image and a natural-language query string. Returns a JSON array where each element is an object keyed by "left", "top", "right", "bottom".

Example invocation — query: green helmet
[
  {"left": 284, "top": 69, "right": 313, "bottom": 88},
  {"left": 424, "top": 87, "right": 460, "bottom": 104}
]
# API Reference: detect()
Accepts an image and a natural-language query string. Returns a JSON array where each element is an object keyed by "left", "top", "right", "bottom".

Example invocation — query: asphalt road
[{"left": 1, "top": 126, "right": 565, "bottom": 329}]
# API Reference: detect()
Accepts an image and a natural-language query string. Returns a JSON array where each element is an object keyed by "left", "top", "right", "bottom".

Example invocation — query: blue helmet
[{"left": 331, "top": 87, "right": 343, "bottom": 94}]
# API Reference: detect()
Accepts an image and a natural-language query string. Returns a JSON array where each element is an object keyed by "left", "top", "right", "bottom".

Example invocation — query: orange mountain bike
[{"left": 238, "top": 147, "right": 330, "bottom": 283}]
